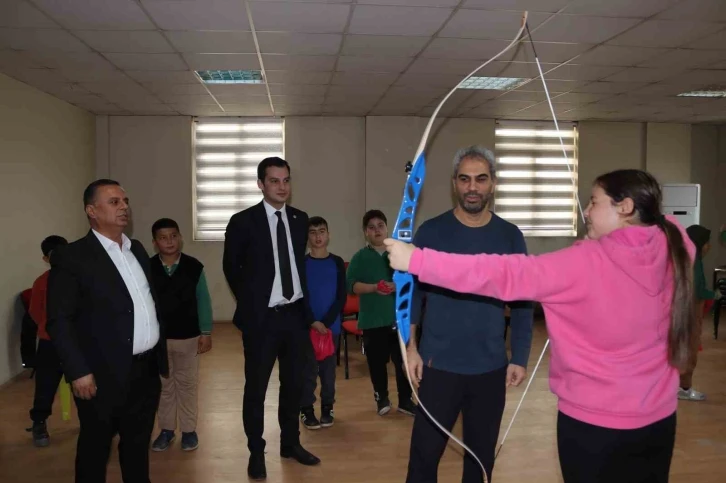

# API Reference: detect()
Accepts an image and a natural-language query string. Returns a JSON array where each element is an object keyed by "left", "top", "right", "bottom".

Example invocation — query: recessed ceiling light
[
  {"left": 459, "top": 77, "right": 529, "bottom": 90},
  {"left": 677, "top": 86, "right": 726, "bottom": 98},
  {"left": 196, "top": 70, "right": 264, "bottom": 84}
]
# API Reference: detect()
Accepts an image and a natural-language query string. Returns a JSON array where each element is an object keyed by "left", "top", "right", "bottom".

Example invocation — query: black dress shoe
[
  {"left": 280, "top": 444, "right": 321, "bottom": 466},
  {"left": 248, "top": 452, "right": 267, "bottom": 480}
]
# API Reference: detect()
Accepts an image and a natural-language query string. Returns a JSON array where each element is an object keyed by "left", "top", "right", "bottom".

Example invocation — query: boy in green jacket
[{"left": 346, "top": 210, "right": 414, "bottom": 416}]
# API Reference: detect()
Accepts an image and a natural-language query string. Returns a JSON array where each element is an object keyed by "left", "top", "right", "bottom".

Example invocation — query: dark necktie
[{"left": 275, "top": 211, "right": 294, "bottom": 300}]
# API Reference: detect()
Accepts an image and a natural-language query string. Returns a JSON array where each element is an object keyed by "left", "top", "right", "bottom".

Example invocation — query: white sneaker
[{"left": 678, "top": 388, "right": 706, "bottom": 401}]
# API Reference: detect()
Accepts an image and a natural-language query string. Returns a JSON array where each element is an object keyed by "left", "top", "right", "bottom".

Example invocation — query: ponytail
[{"left": 660, "top": 219, "right": 696, "bottom": 371}]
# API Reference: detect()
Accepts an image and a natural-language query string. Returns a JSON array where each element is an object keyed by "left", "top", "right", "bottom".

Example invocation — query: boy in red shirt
[{"left": 27, "top": 235, "right": 67, "bottom": 447}]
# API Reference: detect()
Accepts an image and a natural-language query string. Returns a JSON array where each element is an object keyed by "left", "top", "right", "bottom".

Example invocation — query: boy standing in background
[
  {"left": 27, "top": 235, "right": 68, "bottom": 447},
  {"left": 300, "top": 216, "right": 347, "bottom": 429},
  {"left": 346, "top": 210, "right": 414, "bottom": 416},
  {"left": 149, "top": 218, "right": 213, "bottom": 452}
]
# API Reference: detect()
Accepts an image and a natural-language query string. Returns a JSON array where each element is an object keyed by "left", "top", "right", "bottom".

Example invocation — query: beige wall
[
  {"left": 99, "top": 116, "right": 726, "bottom": 323},
  {"left": 0, "top": 73, "right": 95, "bottom": 385}
]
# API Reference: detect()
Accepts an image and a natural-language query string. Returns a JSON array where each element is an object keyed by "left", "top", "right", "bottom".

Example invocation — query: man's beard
[{"left": 457, "top": 191, "right": 490, "bottom": 214}]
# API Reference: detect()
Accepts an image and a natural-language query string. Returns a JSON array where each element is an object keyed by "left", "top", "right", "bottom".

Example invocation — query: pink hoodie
[{"left": 408, "top": 215, "right": 695, "bottom": 430}]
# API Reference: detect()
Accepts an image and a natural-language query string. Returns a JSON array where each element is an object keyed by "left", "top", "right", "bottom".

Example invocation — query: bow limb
[{"left": 391, "top": 12, "right": 530, "bottom": 483}]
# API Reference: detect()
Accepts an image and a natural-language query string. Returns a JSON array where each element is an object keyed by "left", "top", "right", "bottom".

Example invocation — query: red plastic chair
[{"left": 339, "top": 262, "right": 364, "bottom": 379}]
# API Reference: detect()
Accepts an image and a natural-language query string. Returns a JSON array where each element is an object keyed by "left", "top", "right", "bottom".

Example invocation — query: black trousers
[
  {"left": 301, "top": 335, "right": 339, "bottom": 408},
  {"left": 557, "top": 411, "right": 676, "bottom": 483},
  {"left": 362, "top": 326, "right": 412, "bottom": 404},
  {"left": 29, "top": 339, "right": 64, "bottom": 423},
  {"left": 74, "top": 352, "right": 161, "bottom": 483},
  {"left": 406, "top": 365, "right": 506, "bottom": 483},
  {"left": 242, "top": 301, "right": 308, "bottom": 453}
]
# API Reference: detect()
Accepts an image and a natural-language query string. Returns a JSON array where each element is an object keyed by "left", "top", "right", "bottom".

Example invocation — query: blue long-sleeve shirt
[{"left": 411, "top": 210, "right": 534, "bottom": 375}]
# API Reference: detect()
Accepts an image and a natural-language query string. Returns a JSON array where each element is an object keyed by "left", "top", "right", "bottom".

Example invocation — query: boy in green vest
[
  {"left": 346, "top": 210, "right": 414, "bottom": 416},
  {"left": 148, "top": 218, "right": 213, "bottom": 452}
]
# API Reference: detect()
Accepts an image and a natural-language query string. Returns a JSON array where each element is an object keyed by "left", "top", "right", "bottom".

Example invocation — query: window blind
[
  {"left": 493, "top": 120, "right": 579, "bottom": 237},
  {"left": 193, "top": 117, "right": 284, "bottom": 241}
]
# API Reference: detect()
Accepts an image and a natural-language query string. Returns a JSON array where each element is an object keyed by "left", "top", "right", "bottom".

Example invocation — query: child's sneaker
[
  {"left": 397, "top": 399, "right": 416, "bottom": 416},
  {"left": 300, "top": 407, "right": 321, "bottom": 430},
  {"left": 678, "top": 387, "right": 706, "bottom": 401},
  {"left": 181, "top": 431, "right": 199, "bottom": 451},
  {"left": 377, "top": 398, "right": 392, "bottom": 416},
  {"left": 151, "top": 429, "right": 175, "bottom": 451},
  {"left": 320, "top": 405, "right": 334, "bottom": 427}
]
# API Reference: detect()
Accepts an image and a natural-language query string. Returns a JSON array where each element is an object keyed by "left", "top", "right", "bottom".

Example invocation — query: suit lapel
[
  {"left": 84, "top": 231, "right": 132, "bottom": 304},
  {"left": 252, "top": 202, "right": 275, "bottom": 268}
]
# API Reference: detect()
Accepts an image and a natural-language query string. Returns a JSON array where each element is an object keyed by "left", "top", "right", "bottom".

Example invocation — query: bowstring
[
  {"left": 397, "top": 14, "right": 530, "bottom": 483},
  {"left": 494, "top": 22, "right": 587, "bottom": 460}
]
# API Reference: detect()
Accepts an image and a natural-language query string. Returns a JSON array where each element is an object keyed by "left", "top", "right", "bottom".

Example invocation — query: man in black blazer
[
  {"left": 223, "top": 157, "right": 320, "bottom": 479},
  {"left": 47, "top": 179, "right": 168, "bottom": 483}
]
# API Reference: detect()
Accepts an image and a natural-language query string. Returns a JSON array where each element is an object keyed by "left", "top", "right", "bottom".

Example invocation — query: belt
[
  {"left": 132, "top": 349, "right": 154, "bottom": 361},
  {"left": 269, "top": 299, "right": 302, "bottom": 312}
]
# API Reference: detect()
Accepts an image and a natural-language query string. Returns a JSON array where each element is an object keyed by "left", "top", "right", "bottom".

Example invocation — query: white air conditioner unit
[{"left": 662, "top": 183, "right": 700, "bottom": 228}]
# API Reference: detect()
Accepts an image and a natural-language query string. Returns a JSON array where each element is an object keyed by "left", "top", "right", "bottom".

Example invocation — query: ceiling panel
[
  {"left": 182, "top": 53, "right": 260, "bottom": 70},
  {"left": 142, "top": 0, "right": 250, "bottom": 30},
  {"left": 73, "top": 31, "right": 174, "bottom": 53},
  {"left": 602, "top": 67, "right": 684, "bottom": 83},
  {"left": 406, "top": 57, "right": 494, "bottom": 75},
  {"left": 33, "top": 0, "right": 155, "bottom": 30},
  {"left": 173, "top": 105, "right": 223, "bottom": 116},
  {"left": 572, "top": 81, "right": 649, "bottom": 93},
  {"left": 349, "top": 6, "right": 452, "bottom": 36},
  {"left": 26, "top": 51, "right": 116, "bottom": 70},
  {"left": 508, "top": 42, "right": 595, "bottom": 64},
  {"left": 529, "top": 15, "right": 641, "bottom": 44},
  {"left": 394, "top": 72, "right": 465, "bottom": 88},
  {"left": 462, "top": 0, "right": 570, "bottom": 11},
  {"left": 56, "top": 68, "right": 130, "bottom": 83},
  {"left": 336, "top": 55, "right": 411, "bottom": 73},
  {"left": 267, "top": 84, "right": 328, "bottom": 96},
  {"left": 608, "top": 20, "right": 723, "bottom": 48},
  {"left": 256, "top": 33, "right": 342, "bottom": 56},
  {"left": 124, "top": 70, "right": 201, "bottom": 83},
  {"left": 0, "top": 28, "right": 89, "bottom": 52},
  {"left": 249, "top": 3, "right": 351, "bottom": 33},
  {"left": 656, "top": 0, "right": 726, "bottom": 22},
  {"left": 207, "top": 84, "right": 269, "bottom": 96},
  {"left": 546, "top": 64, "right": 625, "bottom": 81},
  {"left": 0, "top": 0, "right": 56, "bottom": 28},
  {"left": 562, "top": 0, "right": 678, "bottom": 18},
  {"left": 104, "top": 53, "right": 187, "bottom": 71},
  {"left": 264, "top": 70, "right": 332, "bottom": 84},
  {"left": 571, "top": 45, "right": 668, "bottom": 66},
  {"left": 142, "top": 83, "right": 210, "bottom": 95},
  {"left": 440, "top": 10, "right": 550, "bottom": 40},
  {"left": 341, "top": 35, "right": 429, "bottom": 57},
  {"left": 165, "top": 31, "right": 255, "bottom": 54},
  {"left": 276, "top": 105, "right": 324, "bottom": 116},
  {"left": 686, "top": 30, "right": 726, "bottom": 50},
  {"left": 332, "top": 71, "right": 398, "bottom": 85},
  {"left": 421, "top": 38, "right": 513, "bottom": 60},
  {"left": 661, "top": 69, "right": 726, "bottom": 86},
  {"left": 0, "top": 50, "right": 42, "bottom": 68},
  {"left": 261, "top": 54, "right": 337, "bottom": 71},
  {"left": 160, "top": 94, "right": 220, "bottom": 106},
  {"left": 638, "top": 49, "right": 726, "bottom": 69}
]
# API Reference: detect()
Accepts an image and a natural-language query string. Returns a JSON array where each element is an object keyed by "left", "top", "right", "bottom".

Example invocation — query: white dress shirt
[
  {"left": 263, "top": 200, "right": 303, "bottom": 307},
  {"left": 92, "top": 230, "right": 160, "bottom": 354}
]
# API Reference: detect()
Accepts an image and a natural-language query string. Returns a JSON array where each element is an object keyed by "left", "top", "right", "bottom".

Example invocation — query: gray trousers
[{"left": 301, "top": 335, "right": 339, "bottom": 408}]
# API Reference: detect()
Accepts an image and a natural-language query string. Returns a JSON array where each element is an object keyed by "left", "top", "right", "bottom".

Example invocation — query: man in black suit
[
  {"left": 47, "top": 179, "right": 168, "bottom": 483},
  {"left": 223, "top": 157, "right": 321, "bottom": 479}
]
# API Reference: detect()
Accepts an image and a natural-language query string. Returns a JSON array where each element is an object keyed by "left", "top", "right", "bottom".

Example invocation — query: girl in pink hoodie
[{"left": 384, "top": 169, "right": 697, "bottom": 483}]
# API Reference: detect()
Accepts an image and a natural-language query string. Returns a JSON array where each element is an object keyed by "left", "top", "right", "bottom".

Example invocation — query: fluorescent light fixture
[
  {"left": 196, "top": 70, "right": 264, "bottom": 84},
  {"left": 459, "top": 77, "right": 528, "bottom": 90},
  {"left": 677, "top": 86, "right": 726, "bottom": 98}
]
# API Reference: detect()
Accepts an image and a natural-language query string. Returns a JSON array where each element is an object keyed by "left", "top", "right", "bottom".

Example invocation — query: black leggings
[{"left": 557, "top": 411, "right": 676, "bottom": 483}]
